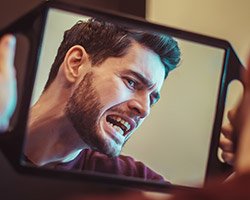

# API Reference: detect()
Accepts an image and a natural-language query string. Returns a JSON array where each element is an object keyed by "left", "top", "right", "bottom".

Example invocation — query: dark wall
[{"left": 0, "top": 0, "right": 146, "bottom": 29}]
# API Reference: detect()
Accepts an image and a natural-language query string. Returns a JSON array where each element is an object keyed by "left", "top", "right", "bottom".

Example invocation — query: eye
[
  {"left": 124, "top": 77, "right": 138, "bottom": 90},
  {"left": 128, "top": 79, "right": 136, "bottom": 88}
]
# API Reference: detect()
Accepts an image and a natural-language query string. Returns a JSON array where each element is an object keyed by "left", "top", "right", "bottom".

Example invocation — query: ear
[{"left": 63, "top": 45, "right": 88, "bottom": 84}]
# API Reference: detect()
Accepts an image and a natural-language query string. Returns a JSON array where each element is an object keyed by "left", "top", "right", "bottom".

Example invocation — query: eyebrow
[
  {"left": 124, "top": 69, "right": 153, "bottom": 87},
  {"left": 123, "top": 69, "right": 161, "bottom": 104}
]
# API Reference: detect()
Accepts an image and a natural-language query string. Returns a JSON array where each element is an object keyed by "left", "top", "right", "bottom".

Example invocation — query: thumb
[
  {"left": 0, "top": 34, "right": 16, "bottom": 80},
  {"left": 0, "top": 34, "right": 17, "bottom": 132}
]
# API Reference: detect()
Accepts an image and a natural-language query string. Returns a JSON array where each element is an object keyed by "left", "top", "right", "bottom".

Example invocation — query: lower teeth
[
  {"left": 114, "top": 125, "right": 122, "bottom": 132},
  {"left": 107, "top": 122, "right": 123, "bottom": 135}
]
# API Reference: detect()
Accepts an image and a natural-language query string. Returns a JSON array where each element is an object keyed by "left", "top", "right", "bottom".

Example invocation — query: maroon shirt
[{"left": 53, "top": 149, "right": 166, "bottom": 182}]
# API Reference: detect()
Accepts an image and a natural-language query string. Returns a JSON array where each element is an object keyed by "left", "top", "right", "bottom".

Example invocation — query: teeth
[
  {"left": 107, "top": 121, "right": 123, "bottom": 135},
  {"left": 117, "top": 117, "right": 121, "bottom": 122},
  {"left": 113, "top": 125, "right": 123, "bottom": 134},
  {"left": 109, "top": 116, "right": 131, "bottom": 132},
  {"left": 119, "top": 119, "right": 130, "bottom": 131},
  {"left": 124, "top": 122, "right": 131, "bottom": 130},
  {"left": 107, "top": 122, "right": 113, "bottom": 126}
]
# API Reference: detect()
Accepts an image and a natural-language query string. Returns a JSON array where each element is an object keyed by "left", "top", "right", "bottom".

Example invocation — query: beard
[{"left": 65, "top": 72, "right": 121, "bottom": 157}]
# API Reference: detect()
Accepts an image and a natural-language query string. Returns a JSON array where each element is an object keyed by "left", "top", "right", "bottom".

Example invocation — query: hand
[
  {"left": 220, "top": 107, "right": 237, "bottom": 166},
  {"left": 0, "top": 34, "right": 17, "bottom": 132},
  {"left": 235, "top": 55, "right": 250, "bottom": 174}
]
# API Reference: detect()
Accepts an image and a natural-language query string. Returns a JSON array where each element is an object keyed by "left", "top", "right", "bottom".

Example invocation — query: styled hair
[{"left": 43, "top": 18, "right": 181, "bottom": 90}]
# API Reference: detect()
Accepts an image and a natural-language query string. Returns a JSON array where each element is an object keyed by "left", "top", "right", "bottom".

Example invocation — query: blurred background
[
  {"left": 1, "top": 0, "right": 249, "bottom": 64},
  {"left": 147, "top": 0, "right": 250, "bottom": 66}
]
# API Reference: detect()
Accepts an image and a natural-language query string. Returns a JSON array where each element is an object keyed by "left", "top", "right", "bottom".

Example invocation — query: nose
[{"left": 127, "top": 96, "right": 150, "bottom": 119}]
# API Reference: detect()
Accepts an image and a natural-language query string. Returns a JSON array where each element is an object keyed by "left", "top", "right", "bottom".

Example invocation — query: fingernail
[
  {"left": 2, "top": 34, "right": 16, "bottom": 49},
  {"left": 6, "top": 35, "right": 16, "bottom": 49}
]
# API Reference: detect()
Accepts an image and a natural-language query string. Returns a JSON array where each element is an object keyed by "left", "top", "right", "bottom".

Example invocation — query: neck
[{"left": 24, "top": 89, "right": 89, "bottom": 166}]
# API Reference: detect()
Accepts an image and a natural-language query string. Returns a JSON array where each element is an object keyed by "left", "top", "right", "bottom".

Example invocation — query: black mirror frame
[{"left": 0, "top": 0, "right": 244, "bottom": 193}]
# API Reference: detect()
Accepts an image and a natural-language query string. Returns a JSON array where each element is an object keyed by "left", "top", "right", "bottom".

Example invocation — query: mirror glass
[{"left": 22, "top": 8, "right": 225, "bottom": 187}]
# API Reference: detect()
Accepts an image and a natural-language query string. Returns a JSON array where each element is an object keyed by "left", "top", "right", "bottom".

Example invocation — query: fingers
[
  {"left": 235, "top": 53, "right": 250, "bottom": 173},
  {"left": 221, "top": 151, "right": 235, "bottom": 166},
  {"left": 227, "top": 107, "right": 237, "bottom": 125},
  {"left": 221, "top": 152, "right": 235, "bottom": 166},
  {"left": 220, "top": 136, "right": 233, "bottom": 152},
  {"left": 221, "top": 122, "right": 233, "bottom": 140},
  {"left": 219, "top": 132, "right": 234, "bottom": 165},
  {"left": 0, "top": 34, "right": 17, "bottom": 132},
  {"left": 220, "top": 116, "right": 235, "bottom": 165},
  {"left": 0, "top": 34, "right": 16, "bottom": 79}
]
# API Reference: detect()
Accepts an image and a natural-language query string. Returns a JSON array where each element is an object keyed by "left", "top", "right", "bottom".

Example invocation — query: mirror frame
[{"left": 0, "top": 0, "right": 244, "bottom": 193}]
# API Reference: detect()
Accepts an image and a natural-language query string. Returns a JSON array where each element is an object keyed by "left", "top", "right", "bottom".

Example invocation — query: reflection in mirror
[{"left": 22, "top": 8, "right": 225, "bottom": 187}]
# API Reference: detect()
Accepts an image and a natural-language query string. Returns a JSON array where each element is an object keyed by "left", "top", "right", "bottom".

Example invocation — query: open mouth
[{"left": 106, "top": 115, "right": 133, "bottom": 137}]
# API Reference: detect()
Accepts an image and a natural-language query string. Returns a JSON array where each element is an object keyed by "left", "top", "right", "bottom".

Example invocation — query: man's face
[{"left": 65, "top": 42, "right": 165, "bottom": 157}]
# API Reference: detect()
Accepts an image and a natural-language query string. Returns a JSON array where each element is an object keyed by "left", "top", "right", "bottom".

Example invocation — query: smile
[{"left": 106, "top": 115, "right": 134, "bottom": 137}]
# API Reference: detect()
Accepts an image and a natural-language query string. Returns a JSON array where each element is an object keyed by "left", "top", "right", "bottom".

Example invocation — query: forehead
[{"left": 117, "top": 42, "right": 165, "bottom": 90}]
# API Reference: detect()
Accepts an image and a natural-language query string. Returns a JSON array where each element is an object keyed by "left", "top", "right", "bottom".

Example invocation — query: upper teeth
[
  {"left": 114, "top": 116, "right": 131, "bottom": 131},
  {"left": 107, "top": 116, "right": 131, "bottom": 134}
]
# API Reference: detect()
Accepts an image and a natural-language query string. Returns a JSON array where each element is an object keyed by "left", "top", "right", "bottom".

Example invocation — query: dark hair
[{"left": 43, "top": 18, "right": 181, "bottom": 90}]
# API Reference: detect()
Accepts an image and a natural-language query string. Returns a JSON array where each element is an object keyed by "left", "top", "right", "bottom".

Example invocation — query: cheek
[{"left": 96, "top": 78, "right": 132, "bottom": 109}]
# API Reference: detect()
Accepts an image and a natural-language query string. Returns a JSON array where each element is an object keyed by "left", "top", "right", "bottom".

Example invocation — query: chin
[
  {"left": 105, "top": 149, "right": 121, "bottom": 158},
  {"left": 103, "top": 142, "right": 122, "bottom": 158},
  {"left": 99, "top": 138, "right": 123, "bottom": 158},
  {"left": 95, "top": 117, "right": 124, "bottom": 157}
]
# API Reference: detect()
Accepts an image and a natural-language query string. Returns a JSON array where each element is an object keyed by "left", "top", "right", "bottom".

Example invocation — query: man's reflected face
[{"left": 66, "top": 42, "right": 165, "bottom": 157}]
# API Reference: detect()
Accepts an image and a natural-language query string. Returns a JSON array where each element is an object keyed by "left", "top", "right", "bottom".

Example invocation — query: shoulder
[
  {"left": 81, "top": 150, "right": 166, "bottom": 182},
  {"left": 56, "top": 149, "right": 167, "bottom": 182}
]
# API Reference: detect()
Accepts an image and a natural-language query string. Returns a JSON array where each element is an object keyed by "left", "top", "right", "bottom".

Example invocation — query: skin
[
  {"left": 0, "top": 35, "right": 16, "bottom": 132},
  {"left": 220, "top": 55, "right": 250, "bottom": 173},
  {"left": 25, "top": 41, "right": 165, "bottom": 166},
  {"left": 220, "top": 108, "right": 236, "bottom": 165},
  {"left": 234, "top": 55, "right": 250, "bottom": 174}
]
